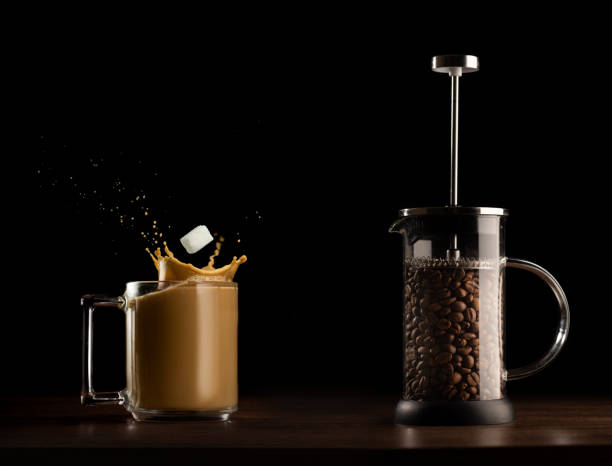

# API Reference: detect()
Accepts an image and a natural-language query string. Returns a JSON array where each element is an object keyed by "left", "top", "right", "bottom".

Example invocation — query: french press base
[{"left": 395, "top": 398, "right": 514, "bottom": 425}]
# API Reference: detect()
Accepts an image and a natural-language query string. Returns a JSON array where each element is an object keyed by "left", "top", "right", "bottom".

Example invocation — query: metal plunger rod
[
  {"left": 450, "top": 74, "right": 459, "bottom": 207},
  {"left": 432, "top": 55, "right": 479, "bottom": 208}
]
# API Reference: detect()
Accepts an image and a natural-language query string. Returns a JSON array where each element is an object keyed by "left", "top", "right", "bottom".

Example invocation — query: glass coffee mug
[
  {"left": 81, "top": 281, "right": 238, "bottom": 421},
  {"left": 390, "top": 207, "right": 570, "bottom": 425}
]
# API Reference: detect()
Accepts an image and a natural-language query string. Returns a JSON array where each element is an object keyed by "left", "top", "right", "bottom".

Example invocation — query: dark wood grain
[{"left": 1, "top": 394, "right": 611, "bottom": 465}]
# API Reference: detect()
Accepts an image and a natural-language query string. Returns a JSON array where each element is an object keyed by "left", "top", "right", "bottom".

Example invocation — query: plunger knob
[{"left": 432, "top": 55, "right": 479, "bottom": 76}]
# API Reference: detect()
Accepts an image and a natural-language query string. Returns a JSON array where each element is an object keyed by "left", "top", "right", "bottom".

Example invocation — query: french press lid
[{"left": 398, "top": 207, "right": 508, "bottom": 217}]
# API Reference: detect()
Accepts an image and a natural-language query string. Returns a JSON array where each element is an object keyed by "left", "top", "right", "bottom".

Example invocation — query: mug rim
[{"left": 126, "top": 280, "right": 237, "bottom": 288}]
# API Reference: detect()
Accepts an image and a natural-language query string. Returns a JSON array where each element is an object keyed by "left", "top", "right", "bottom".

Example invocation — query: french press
[{"left": 390, "top": 55, "right": 570, "bottom": 425}]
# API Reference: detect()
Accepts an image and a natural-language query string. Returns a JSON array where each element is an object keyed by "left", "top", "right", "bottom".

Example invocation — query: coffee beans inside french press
[{"left": 404, "top": 261, "right": 504, "bottom": 402}]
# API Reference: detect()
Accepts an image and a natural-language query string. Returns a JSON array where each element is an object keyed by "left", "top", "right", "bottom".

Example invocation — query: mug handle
[
  {"left": 81, "top": 294, "right": 126, "bottom": 405},
  {"left": 504, "top": 258, "right": 570, "bottom": 381}
]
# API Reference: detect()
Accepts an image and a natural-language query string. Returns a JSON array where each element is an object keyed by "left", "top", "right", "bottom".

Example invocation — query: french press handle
[{"left": 504, "top": 258, "right": 570, "bottom": 381}]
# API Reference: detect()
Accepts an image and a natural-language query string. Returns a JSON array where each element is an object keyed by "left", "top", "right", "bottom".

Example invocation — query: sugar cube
[{"left": 180, "top": 225, "right": 214, "bottom": 254}]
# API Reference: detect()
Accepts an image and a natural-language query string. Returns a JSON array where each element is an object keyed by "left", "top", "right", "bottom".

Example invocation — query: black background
[{"left": 9, "top": 18, "right": 610, "bottom": 400}]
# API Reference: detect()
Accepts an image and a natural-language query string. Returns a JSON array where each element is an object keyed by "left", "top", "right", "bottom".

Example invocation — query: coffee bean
[
  {"left": 463, "top": 355, "right": 475, "bottom": 368},
  {"left": 451, "top": 301, "right": 467, "bottom": 312},
  {"left": 459, "top": 367, "right": 472, "bottom": 374},
  {"left": 455, "top": 337, "right": 467, "bottom": 347},
  {"left": 464, "top": 282, "right": 476, "bottom": 293},
  {"left": 440, "top": 344, "right": 457, "bottom": 354},
  {"left": 466, "top": 374, "right": 478, "bottom": 386},
  {"left": 453, "top": 354, "right": 463, "bottom": 364},
  {"left": 456, "top": 287, "right": 468, "bottom": 298},
  {"left": 435, "top": 352, "right": 453, "bottom": 364},
  {"left": 439, "top": 333, "right": 455, "bottom": 344},
  {"left": 450, "top": 372, "right": 462, "bottom": 385},
  {"left": 427, "top": 302, "right": 442, "bottom": 312},
  {"left": 456, "top": 346, "right": 473, "bottom": 356},
  {"left": 468, "top": 386, "right": 478, "bottom": 395},
  {"left": 440, "top": 306, "right": 452, "bottom": 316},
  {"left": 472, "top": 297, "right": 480, "bottom": 311},
  {"left": 471, "top": 338, "right": 479, "bottom": 347},
  {"left": 436, "top": 319, "right": 451, "bottom": 330},
  {"left": 459, "top": 382, "right": 468, "bottom": 391},
  {"left": 449, "top": 312, "right": 465, "bottom": 323},
  {"left": 440, "top": 297, "right": 457, "bottom": 306},
  {"left": 459, "top": 390, "right": 470, "bottom": 401},
  {"left": 464, "top": 332, "right": 477, "bottom": 340},
  {"left": 417, "top": 346, "right": 428, "bottom": 354},
  {"left": 448, "top": 324, "right": 461, "bottom": 335},
  {"left": 466, "top": 308, "right": 477, "bottom": 322}
]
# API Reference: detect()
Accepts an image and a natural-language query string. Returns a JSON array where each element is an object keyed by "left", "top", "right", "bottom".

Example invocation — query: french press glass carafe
[{"left": 390, "top": 56, "right": 570, "bottom": 425}]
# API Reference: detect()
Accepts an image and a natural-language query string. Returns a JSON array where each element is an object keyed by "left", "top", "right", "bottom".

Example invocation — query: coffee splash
[{"left": 146, "top": 240, "right": 246, "bottom": 282}]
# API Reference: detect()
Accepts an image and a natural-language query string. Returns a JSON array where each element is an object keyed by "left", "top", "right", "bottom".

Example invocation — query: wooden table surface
[{"left": 1, "top": 394, "right": 611, "bottom": 465}]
